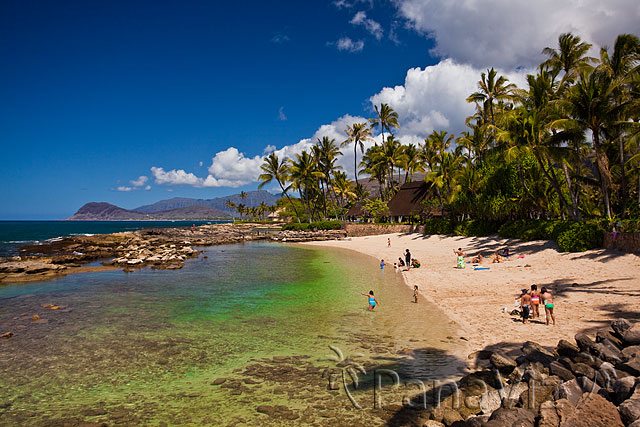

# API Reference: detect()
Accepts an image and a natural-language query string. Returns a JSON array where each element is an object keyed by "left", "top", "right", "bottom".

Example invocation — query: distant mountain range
[
  {"left": 66, "top": 191, "right": 280, "bottom": 221},
  {"left": 133, "top": 191, "right": 279, "bottom": 214}
]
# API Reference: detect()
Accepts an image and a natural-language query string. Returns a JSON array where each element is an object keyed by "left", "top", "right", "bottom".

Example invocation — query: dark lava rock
[
  {"left": 490, "top": 352, "right": 518, "bottom": 372},
  {"left": 623, "top": 325, "right": 640, "bottom": 346},
  {"left": 596, "top": 328, "right": 623, "bottom": 348},
  {"left": 550, "top": 361, "right": 575, "bottom": 382},
  {"left": 521, "top": 341, "right": 555, "bottom": 366},
  {"left": 484, "top": 407, "right": 535, "bottom": 427},
  {"left": 611, "top": 318, "right": 632, "bottom": 338},
  {"left": 612, "top": 376, "right": 637, "bottom": 405},
  {"left": 571, "top": 362, "right": 596, "bottom": 379},
  {"left": 621, "top": 354, "right": 640, "bottom": 376},
  {"left": 619, "top": 389, "right": 640, "bottom": 425},
  {"left": 575, "top": 333, "right": 597, "bottom": 353},
  {"left": 556, "top": 339, "right": 580, "bottom": 358},
  {"left": 562, "top": 392, "right": 624, "bottom": 427}
]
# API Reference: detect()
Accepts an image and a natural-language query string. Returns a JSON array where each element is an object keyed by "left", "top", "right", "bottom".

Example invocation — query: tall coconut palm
[
  {"left": 466, "top": 68, "right": 516, "bottom": 125},
  {"left": 258, "top": 152, "right": 301, "bottom": 223},
  {"left": 360, "top": 145, "right": 387, "bottom": 199},
  {"left": 598, "top": 34, "right": 640, "bottom": 217},
  {"left": 225, "top": 200, "right": 237, "bottom": 221},
  {"left": 288, "top": 150, "right": 323, "bottom": 222},
  {"left": 551, "top": 68, "right": 634, "bottom": 218},
  {"left": 342, "top": 122, "right": 372, "bottom": 186},
  {"left": 369, "top": 103, "right": 399, "bottom": 145},
  {"left": 315, "top": 136, "right": 343, "bottom": 218},
  {"left": 400, "top": 143, "right": 423, "bottom": 183},
  {"left": 542, "top": 33, "right": 595, "bottom": 90}
]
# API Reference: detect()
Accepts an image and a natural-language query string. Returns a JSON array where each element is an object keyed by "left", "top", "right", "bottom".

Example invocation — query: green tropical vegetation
[{"left": 257, "top": 32, "right": 640, "bottom": 249}]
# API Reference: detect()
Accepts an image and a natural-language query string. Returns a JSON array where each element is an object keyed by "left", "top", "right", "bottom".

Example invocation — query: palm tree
[
  {"left": 551, "top": 67, "right": 634, "bottom": 218},
  {"left": 332, "top": 171, "right": 355, "bottom": 218},
  {"left": 542, "top": 33, "right": 595, "bottom": 90},
  {"left": 425, "top": 151, "right": 463, "bottom": 215},
  {"left": 258, "top": 152, "right": 301, "bottom": 223},
  {"left": 597, "top": 34, "right": 640, "bottom": 217},
  {"left": 314, "top": 136, "right": 343, "bottom": 219},
  {"left": 360, "top": 145, "right": 387, "bottom": 199},
  {"left": 259, "top": 201, "right": 269, "bottom": 219},
  {"left": 289, "top": 150, "right": 323, "bottom": 222},
  {"left": 225, "top": 200, "right": 237, "bottom": 221},
  {"left": 400, "top": 143, "right": 423, "bottom": 183},
  {"left": 369, "top": 103, "right": 399, "bottom": 145},
  {"left": 342, "top": 122, "right": 372, "bottom": 186},
  {"left": 466, "top": 68, "right": 516, "bottom": 125}
]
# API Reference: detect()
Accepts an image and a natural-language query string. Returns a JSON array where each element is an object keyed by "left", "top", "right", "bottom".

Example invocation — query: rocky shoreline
[
  {"left": 384, "top": 317, "right": 640, "bottom": 426},
  {"left": 0, "top": 224, "right": 347, "bottom": 284}
]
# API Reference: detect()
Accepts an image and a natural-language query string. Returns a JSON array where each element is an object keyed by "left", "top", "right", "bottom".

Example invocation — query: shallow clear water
[{"left": 0, "top": 242, "right": 463, "bottom": 426}]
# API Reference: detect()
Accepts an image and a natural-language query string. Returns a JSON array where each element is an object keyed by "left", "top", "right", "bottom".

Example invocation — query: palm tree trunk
[
  {"left": 619, "top": 133, "right": 627, "bottom": 218},
  {"left": 534, "top": 153, "right": 577, "bottom": 221},
  {"left": 279, "top": 182, "right": 301, "bottom": 223},
  {"left": 562, "top": 161, "right": 581, "bottom": 221},
  {"left": 592, "top": 130, "right": 612, "bottom": 218},
  {"left": 353, "top": 144, "right": 359, "bottom": 186}
]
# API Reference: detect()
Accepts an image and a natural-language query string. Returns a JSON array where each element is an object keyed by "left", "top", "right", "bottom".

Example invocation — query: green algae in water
[{"left": 0, "top": 242, "right": 462, "bottom": 425}]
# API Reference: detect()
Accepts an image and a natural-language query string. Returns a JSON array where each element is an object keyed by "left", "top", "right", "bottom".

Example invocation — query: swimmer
[{"left": 361, "top": 290, "right": 379, "bottom": 311}]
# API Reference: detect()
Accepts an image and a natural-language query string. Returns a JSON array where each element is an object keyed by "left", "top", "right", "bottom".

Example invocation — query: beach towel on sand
[{"left": 457, "top": 255, "right": 465, "bottom": 269}]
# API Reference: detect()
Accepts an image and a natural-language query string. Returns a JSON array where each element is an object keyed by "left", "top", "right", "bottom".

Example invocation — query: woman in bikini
[
  {"left": 361, "top": 290, "right": 379, "bottom": 311},
  {"left": 530, "top": 284, "right": 541, "bottom": 319},
  {"left": 541, "top": 287, "right": 555, "bottom": 325}
]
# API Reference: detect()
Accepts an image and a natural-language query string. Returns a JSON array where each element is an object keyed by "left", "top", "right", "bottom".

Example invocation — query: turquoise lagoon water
[{"left": 0, "top": 242, "right": 462, "bottom": 426}]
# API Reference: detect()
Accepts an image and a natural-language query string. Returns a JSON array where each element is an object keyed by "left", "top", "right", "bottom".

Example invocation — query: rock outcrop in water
[{"left": 0, "top": 223, "right": 347, "bottom": 284}]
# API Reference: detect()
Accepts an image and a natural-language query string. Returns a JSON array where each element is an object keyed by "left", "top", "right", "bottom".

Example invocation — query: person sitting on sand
[
  {"left": 471, "top": 252, "right": 484, "bottom": 264},
  {"left": 519, "top": 288, "right": 531, "bottom": 324},
  {"left": 397, "top": 257, "right": 405, "bottom": 267},
  {"left": 411, "top": 258, "right": 421, "bottom": 268},
  {"left": 453, "top": 248, "right": 465, "bottom": 268},
  {"left": 498, "top": 247, "right": 510, "bottom": 258},
  {"left": 530, "top": 284, "right": 541, "bottom": 319},
  {"left": 541, "top": 287, "right": 555, "bottom": 325},
  {"left": 413, "top": 285, "right": 418, "bottom": 303},
  {"left": 492, "top": 252, "right": 502, "bottom": 263},
  {"left": 361, "top": 290, "right": 378, "bottom": 311}
]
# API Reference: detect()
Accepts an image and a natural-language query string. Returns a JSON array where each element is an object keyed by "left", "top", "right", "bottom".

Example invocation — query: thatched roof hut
[
  {"left": 346, "top": 202, "right": 364, "bottom": 220},
  {"left": 387, "top": 181, "right": 441, "bottom": 219}
]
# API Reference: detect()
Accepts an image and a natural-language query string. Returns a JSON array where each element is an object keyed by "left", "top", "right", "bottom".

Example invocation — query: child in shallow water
[
  {"left": 413, "top": 285, "right": 419, "bottom": 303},
  {"left": 361, "top": 290, "right": 379, "bottom": 311}
]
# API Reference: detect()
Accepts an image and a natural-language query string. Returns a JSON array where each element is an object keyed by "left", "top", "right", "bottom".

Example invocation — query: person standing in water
[
  {"left": 541, "top": 287, "right": 555, "bottom": 325},
  {"left": 361, "top": 290, "right": 379, "bottom": 311},
  {"left": 413, "top": 285, "right": 419, "bottom": 303},
  {"left": 380, "top": 259, "right": 385, "bottom": 270}
]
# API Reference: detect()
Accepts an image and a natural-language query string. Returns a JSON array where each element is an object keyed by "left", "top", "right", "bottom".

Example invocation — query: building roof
[
  {"left": 387, "top": 181, "right": 441, "bottom": 217},
  {"left": 346, "top": 202, "right": 364, "bottom": 218}
]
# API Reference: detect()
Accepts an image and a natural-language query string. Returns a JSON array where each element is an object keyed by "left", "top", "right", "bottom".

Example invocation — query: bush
[
  {"left": 557, "top": 222, "right": 604, "bottom": 252},
  {"left": 422, "top": 219, "right": 455, "bottom": 235},
  {"left": 281, "top": 220, "right": 342, "bottom": 232},
  {"left": 282, "top": 222, "right": 310, "bottom": 231}
]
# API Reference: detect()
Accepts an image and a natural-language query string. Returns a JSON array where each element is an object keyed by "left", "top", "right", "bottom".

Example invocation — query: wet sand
[{"left": 304, "top": 232, "right": 640, "bottom": 358}]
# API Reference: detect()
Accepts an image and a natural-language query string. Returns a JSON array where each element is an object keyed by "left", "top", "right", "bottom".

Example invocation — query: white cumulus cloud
[
  {"left": 394, "top": 0, "right": 640, "bottom": 70},
  {"left": 334, "top": 37, "right": 365, "bottom": 52},
  {"left": 151, "top": 167, "right": 203, "bottom": 186},
  {"left": 350, "top": 11, "right": 383, "bottom": 40},
  {"left": 369, "top": 59, "right": 528, "bottom": 139},
  {"left": 117, "top": 186, "right": 134, "bottom": 192},
  {"left": 130, "top": 175, "right": 148, "bottom": 187}
]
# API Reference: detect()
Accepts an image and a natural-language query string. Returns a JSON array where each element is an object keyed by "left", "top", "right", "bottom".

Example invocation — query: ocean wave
[{"left": 70, "top": 233, "right": 95, "bottom": 236}]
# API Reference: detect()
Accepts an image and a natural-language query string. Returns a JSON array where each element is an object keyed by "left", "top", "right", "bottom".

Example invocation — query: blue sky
[{"left": 1, "top": 0, "right": 637, "bottom": 219}]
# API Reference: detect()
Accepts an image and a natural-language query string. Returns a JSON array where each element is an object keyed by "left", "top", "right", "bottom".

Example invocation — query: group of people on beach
[
  {"left": 365, "top": 241, "right": 424, "bottom": 311},
  {"left": 454, "top": 247, "right": 512, "bottom": 268},
  {"left": 518, "top": 285, "right": 556, "bottom": 326}
]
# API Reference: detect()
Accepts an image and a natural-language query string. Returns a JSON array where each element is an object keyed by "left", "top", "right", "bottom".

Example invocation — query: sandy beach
[{"left": 305, "top": 232, "right": 640, "bottom": 364}]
